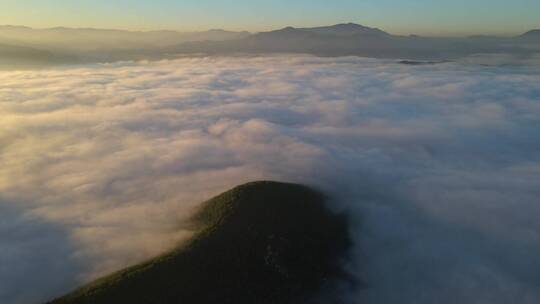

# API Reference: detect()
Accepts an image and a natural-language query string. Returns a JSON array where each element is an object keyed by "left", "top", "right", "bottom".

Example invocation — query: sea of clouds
[{"left": 1, "top": 55, "right": 539, "bottom": 304}]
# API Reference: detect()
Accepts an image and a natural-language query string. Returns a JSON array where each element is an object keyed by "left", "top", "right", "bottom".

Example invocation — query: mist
[
  {"left": 0, "top": 55, "right": 539, "bottom": 303},
  {"left": 1, "top": 23, "right": 539, "bottom": 69}
]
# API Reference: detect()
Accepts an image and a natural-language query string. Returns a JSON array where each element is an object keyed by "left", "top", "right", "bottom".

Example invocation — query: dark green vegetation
[{"left": 48, "top": 181, "right": 351, "bottom": 304}]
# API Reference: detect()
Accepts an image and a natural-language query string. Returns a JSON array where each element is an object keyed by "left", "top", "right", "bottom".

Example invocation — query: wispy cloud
[{"left": 1, "top": 55, "right": 539, "bottom": 303}]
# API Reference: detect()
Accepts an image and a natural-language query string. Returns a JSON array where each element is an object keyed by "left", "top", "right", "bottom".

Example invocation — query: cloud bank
[{"left": 0, "top": 55, "right": 539, "bottom": 303}]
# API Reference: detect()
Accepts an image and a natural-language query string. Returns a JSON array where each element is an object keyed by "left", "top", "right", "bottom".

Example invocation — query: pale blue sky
[{"left": 1, "top": 0, "right": 539, "bottom": 36}]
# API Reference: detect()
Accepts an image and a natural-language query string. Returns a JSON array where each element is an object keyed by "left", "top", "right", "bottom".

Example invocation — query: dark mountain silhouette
[
  {"left": 1, "top": 23, "right": 539, "bottom": 66},
  {"left": 300, "top": 23, "right": 390, "bottom": 37},
  {"left": 519, "top": 29, "right": 540, "bottom": 40},
  {"left": 0, "top": 43, "right": 50, "bottom": 58},
  {"left": 0, "top": 25, "right": 250, "bottom": 50},
  {"left": 167, "top": 23, "right": 397, "bottom": 57},
  {"left": 47, "top": 181, "right": 352, "bottom": 304},
  {"left": 0, "top": 25, "right": 250, "bottom": 65},
  {"left": 168, "top": 23, "right": 540, "bottom": 60},
  {"left": 255, "top": 23, "right": 389, "bottom": 39},
  {"left": 0, "top": 43, "right": 66, "bottom": 68}
]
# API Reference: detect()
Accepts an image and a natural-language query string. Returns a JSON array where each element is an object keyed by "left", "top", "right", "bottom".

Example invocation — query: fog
[
  {"left": 2, "top": 23, "right": 539, "bottom": 68},
  {"left": 0, "top": 55, "right": 539, "bottom": 303}
]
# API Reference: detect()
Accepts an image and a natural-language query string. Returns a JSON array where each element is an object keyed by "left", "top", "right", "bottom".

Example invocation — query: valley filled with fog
[{"left": 1, "top": 55, "right": 539, "bottom": 303}]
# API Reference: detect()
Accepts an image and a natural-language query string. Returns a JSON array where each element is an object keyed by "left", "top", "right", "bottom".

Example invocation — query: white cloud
[{"left": 0, "top": 55, "right": 539, "bottom": 303}]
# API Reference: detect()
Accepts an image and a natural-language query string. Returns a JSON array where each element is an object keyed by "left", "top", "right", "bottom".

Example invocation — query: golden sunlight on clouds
[{"left": 1, "top": 56, "right": 539, "bottom": 303}]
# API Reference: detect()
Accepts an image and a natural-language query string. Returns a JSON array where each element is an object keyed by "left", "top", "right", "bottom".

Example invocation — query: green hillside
[{"left": 47, "top": 181, "right": 351, "bottom": 304}]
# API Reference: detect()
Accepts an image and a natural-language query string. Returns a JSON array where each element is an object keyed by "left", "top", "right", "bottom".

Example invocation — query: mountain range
[
  {"left": 170, "top": 23, "right": 540, "bottom": 59},
  {"left": 520, "top": 29, "right": 540, "bottom": 39},
  {"left": 1, "top": 23, "right": 539, "bottom": 67}
]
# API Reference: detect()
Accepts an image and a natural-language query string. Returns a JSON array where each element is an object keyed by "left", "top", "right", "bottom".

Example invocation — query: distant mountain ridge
[
  {"left": 0, "top": 43, "right": 64, "bottom": 68},
  {"left": 300, "top": 23, "right": 390, "bottom": 37},
  {"left": 170, "top": 23, "right": 540, "bottom": 60},
  {"left": 5, "top": 22, "right": 533, "bottom": 38},
  {"left": 1, "top": 22, "right": 539, "bottom": 67},
  {"left": 520, "top": 29, "right": 540, "bottom": 39},
  {"left": 253, "top": 23, "right": 391, "bottom": 40},
  {"left": 0, "top": 25, "right": 250, "bottom": 50},
  {"left": 0, "top": 24, "right": 250, "bottom": 36}
]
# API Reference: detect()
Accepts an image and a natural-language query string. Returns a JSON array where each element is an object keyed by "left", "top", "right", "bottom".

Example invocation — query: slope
[{"left": 47, "top": 181, "right": 351, "bottom": 304}]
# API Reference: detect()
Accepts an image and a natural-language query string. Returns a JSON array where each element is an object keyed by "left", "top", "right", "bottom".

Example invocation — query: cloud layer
[{"left": 1, "top": 55, "right": 539, "bottom": 303}]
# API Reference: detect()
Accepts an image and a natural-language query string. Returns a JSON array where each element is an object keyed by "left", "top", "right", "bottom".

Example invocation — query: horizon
[
  {"left": 0, "top": 22, "right": 538, "bottom": 38},
  {"left": 1, "top": 0, "right": 539, "bottom": 37},
  {"left": 1, "top": 2, "right": 540, "bottom": 304}
]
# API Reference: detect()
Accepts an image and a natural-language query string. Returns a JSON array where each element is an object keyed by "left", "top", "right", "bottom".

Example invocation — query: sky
[{"left": 1, "top": 0, "right": 539, "bottom": 36}]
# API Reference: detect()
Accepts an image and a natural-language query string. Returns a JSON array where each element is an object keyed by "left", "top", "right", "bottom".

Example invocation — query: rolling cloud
[{"left": 0, "top": 55, "right": 539, "bottom": 303}]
